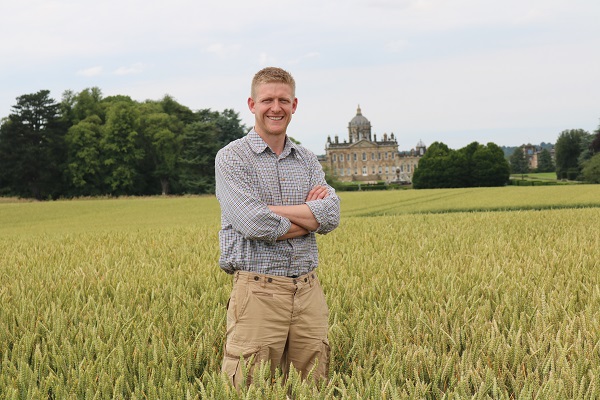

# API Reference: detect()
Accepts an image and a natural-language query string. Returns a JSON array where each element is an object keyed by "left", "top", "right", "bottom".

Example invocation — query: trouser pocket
[{"left": 222, "top": 341, "right": 266, "bottom": 389}]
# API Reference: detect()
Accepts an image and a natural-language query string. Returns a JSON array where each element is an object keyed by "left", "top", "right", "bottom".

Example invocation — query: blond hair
[{"left": 250, "top": 67, "right": 296, "bottom": 99}]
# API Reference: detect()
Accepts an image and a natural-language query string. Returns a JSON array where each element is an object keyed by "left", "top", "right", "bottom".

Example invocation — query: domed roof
[{"left": 349, "top": 105, "right": 370, "bottom": 127}]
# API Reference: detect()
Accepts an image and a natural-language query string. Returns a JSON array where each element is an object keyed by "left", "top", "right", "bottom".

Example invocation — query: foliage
[
  {"left": 509, "top": 146, "right": 529, "bottom": 175},
  {"left": 0, "top": 89, "right": 246, "bottom": 198},
  {"left": 3, "top": 189, "right": 600, "bottom": 398},
  {"left": 413, "top": 141, "right": 509, "bottom": 189},
  {"left": 554, "top": 129, "right": 591, "bottom": 180},
  {"left": 0, "top": 90, "right": 67, "bottom": 199},
  {"left": 581, "top": 153, "right": 600, "bottom": 183},
  {"left": 536, "top": 148, "right": 555, "bottom": 173}
]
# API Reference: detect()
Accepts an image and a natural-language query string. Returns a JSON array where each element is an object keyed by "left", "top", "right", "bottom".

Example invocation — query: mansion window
[
  {"left": 385, "top": 166, "right": 389, "bottom": 175},
  {"left": 353, "top": 153, "right": 357, "bottom": 161},
  {"left": 354, "top": 167, "right": 358, "bottom": 175},
  {"left": 339, "top": 168, "right": 344, "bottom": 176},
  {"left": 362, "top": 166, "right": 367, "bottom": 175},
  {"left": 372, "top": 166, "right": 376, "bottom": 174},
  {"left": 378, "top": 166, "right": 382, "bottom": 174},
  {"left": 371, "top": 152, "right": 375, "bottom": 160},
  {"left": 407, "top": 165, "right": 411, "bottom": 172},
  {"left": 362, "top": 152, "right": 366, "bottom": 161},
  {"left": 332, "top": 154, "right": 337, "bottom": 162}
]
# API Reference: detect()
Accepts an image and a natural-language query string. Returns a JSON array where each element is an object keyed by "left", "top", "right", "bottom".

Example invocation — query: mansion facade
[{"left": 319, "top": 106, "right": 426, "bottom": 184}]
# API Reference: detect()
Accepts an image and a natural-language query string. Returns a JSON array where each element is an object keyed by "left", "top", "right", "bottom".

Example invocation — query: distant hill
[{"left": 501, "top": 142, "right": 554, "bottom": 158}]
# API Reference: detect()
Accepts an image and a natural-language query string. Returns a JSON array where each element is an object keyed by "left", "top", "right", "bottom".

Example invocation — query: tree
[
  {"left": 138, "top": 101, "right": 184, "bottom": 195},
  {"left": 554, "top": 129, "right": 590, "bottom": 180},
  {"left": 62, "top": 87, "right": 105, "bottom": 125},
  {"left": 413, "top": 141, "right": 509, "bottom": 189},
  {"left": 179, "top": 121, "right": 221, "bottom": 194},
  {"left": 412, "top": 142, "right": 458, "bottom": 189},
  {"left": 101, "top": 100, "right": 144, "bottom": 195},
  {"left": 65, "top": 115, "right": 105, "bottom": 196},
  {"left": 509, "top": 146, "right": 529, "bottom": 176},
  {"left": 581, "top": 153, "right": 600, "bottom": 183},
  {"left": 0, "top": 90, "right": 66, "bottom": 199},
  {"left": 536, "top": 148, "right": 554, "bottom": 173},
  {"left": 590, "top": 123, "right": 600, "bottom": 155},
  {"left": 472, "top": 143, "right": 510, "bottom": 186}
]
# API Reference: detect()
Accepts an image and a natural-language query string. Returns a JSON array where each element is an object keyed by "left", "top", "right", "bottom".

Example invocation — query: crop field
[{"left": 2, "top": 185, "right": 600, "bottom": 399}]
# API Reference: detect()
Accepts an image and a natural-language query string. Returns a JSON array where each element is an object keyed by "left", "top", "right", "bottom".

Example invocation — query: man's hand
[{"left": 306, "top": 185, "right": 329, "bottom": 201}]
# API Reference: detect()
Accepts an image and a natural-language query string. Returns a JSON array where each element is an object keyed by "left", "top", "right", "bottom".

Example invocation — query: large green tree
[
  {"left": 581, "top": 153, "right": 600, "bottom": 183},
  {"left": 536, "top": 148, "right": 555, "bottom": 173},
  {"left": 65, "top": 115, "right": 105, "bottom": 196},
  {"left": 509, "top": 146, "right": 529, "bottom": 176},
  {"left": 179, "top": 121, "right": 221, "bottom": 194},
  {"left": 591, "top": 124, "right": 600, "bottom": 154},
  {"left": 178, "top": 108, "right": 246, "bottom": 194},
  {"left": 0, "top": 90, "right": 66, "bottom": 199},
  {"left": 471, "top": 143, "right": 510, "bottom": 186},
  {"left": 554, "top": 129, "right": 590, "bottom": 180},
  {"left": 138, "top": 100, "right": 185, "bottom": 195},
  {"left": 413, "top": 141, "right": 509, "bottom": 189},
  {"left": 101, "top": 99, "right": 144, "bottom": 195},
  {"left": 412, "top": 142, "right": 457, "bottom": 188}
]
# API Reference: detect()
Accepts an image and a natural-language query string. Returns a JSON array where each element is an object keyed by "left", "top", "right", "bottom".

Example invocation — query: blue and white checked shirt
[{"left": 215, "top": 130, "right": 340, "bottom": 276}]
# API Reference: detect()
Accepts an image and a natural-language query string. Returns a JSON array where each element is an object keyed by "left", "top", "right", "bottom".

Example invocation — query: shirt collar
[{"left": 247, "top": 129, "right": 298, "bottom": 158}]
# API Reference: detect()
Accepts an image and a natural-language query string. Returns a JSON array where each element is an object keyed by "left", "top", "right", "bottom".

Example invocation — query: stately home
[{"left": 320, "top": 106, "right": 426, "bottom": 184}]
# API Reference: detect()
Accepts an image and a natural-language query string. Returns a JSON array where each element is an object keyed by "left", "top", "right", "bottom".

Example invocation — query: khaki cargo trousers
[{"left": 221, "top": 270, "right": 330, "bottom": 388}]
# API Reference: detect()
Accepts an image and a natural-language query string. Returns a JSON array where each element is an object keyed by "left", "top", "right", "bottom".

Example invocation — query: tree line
[
  {"left": 508, "top": 128, "right": 600, "bottom": 182},
  {"left": 0, "top": 89, "right": 247, "bottom": 199},
  {"left": 412, "top": 142, "right": 511, "bottom": 189},
  {"left": 413, "top": 125, "right": 600, "bottom": 188}
]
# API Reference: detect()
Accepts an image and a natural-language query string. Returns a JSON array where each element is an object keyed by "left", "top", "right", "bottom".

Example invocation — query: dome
[{"left": 349, "top": 105, "right": 370, "bottom": 127}]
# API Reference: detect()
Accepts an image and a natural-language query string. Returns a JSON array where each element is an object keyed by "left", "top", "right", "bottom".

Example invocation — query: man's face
[{"left": 248, "top": 82, "right": 297, "bottom": 138}]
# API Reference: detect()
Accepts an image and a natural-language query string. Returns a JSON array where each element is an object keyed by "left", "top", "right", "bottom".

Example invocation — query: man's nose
[{"left": 270, "top": 100, "right": 281, "bottom": 111}]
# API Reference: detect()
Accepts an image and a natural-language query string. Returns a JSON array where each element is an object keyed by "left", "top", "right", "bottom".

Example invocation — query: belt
[{"left": 234, "top": 270, "right": 317, "bottom": 286}]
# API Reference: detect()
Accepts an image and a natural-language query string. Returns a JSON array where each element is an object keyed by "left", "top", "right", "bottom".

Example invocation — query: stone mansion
[{"left": 319, "top": 106, "right": 426, "bottom": 184}]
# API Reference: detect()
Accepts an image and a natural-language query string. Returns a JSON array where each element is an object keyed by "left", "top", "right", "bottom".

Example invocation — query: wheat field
[{"left": 2, "top": 186, "right": 600, "bottom": 399}]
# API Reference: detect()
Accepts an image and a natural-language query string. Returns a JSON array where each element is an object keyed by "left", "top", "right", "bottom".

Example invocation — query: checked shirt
[{"left": 215, "top": 130, "right": 340, "bottom": 277}]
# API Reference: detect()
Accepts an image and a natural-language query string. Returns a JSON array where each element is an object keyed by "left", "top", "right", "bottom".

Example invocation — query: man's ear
[{"left": 247, "top": 97, "right": 255, "bottom": 114}]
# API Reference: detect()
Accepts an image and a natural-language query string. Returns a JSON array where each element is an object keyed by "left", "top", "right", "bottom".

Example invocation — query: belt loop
[
  {"left": 234, "top": 271, "right": 239, "bottom": 283},
  {"left": 261, "top": 276, "right": 266, "bottom": 288}
]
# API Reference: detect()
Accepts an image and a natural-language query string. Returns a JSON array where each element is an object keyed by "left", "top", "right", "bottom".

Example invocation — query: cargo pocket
[{"left": 222, "top": 341, "right": 265, "bottom": 389}]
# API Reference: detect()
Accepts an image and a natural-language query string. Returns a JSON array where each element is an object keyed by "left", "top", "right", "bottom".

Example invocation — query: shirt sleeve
[
  {"left": 303, "top": 152, "right": 341, "bottom": 234},
  {"left": 215, "top": 146, "right": 291, "bottom": 242}
]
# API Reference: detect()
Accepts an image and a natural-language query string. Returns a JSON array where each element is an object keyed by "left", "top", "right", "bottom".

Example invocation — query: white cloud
[
  {"left": 205, "top": 43, "right": 242, "bottom": 57},
  {"left": 385, "top": 39, "right": 409, "bottom": 53},
  {"left": 258, "top": 52, "right": 277, "bottom": 66},
  {"left": 77, "top": 66, "right": 103, "bottom": 77},
  {"left": 114, "top": 63, "right": 146, "bottom": 76}
]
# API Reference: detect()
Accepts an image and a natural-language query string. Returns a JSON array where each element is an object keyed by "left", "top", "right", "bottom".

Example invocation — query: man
[{"left": 215, "top": 67, "right": 340, "bottom": 388}]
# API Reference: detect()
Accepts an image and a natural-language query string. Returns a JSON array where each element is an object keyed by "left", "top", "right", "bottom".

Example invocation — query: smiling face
[{"left": 248, "top": 82, "right": 298, "bottom": 140}]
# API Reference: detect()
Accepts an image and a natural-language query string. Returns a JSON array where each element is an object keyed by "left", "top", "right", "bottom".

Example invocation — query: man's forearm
[
  {"left": 277, "top": 222, "right": 309, "bottom": 240},
  {"left": 269, "top": 204, "right": 319, "bottom": 232}
]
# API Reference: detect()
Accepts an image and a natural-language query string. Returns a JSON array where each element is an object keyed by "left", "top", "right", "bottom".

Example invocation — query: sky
[{"left": 1, "top": 0, "right": 599, "bottom": 155}]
